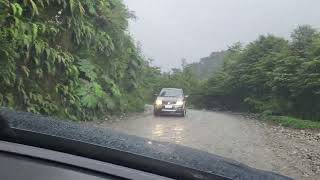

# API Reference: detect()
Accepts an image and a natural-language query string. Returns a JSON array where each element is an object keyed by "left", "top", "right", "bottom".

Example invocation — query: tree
[
  {"left": 197, "top": 27, "right": 320, "bottom": 121},
  {"left": 0, "top": 0, "right": 150, "bottom": 120},
  {"left": 291, "top": 25, "right": 316, "bottom": 57}
]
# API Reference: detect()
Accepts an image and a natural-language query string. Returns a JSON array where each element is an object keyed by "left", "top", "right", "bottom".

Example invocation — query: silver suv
[{"left": 153, "top": 88, "right": 188, "bottom": 117}]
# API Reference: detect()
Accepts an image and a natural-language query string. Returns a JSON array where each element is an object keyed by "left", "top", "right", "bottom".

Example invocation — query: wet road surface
[{"left": 98, "top": 106, "right": 320, "bottom": 180}]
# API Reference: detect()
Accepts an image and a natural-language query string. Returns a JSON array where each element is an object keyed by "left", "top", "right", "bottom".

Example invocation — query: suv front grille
[{"left": 162, "top": 101, "right": 176, "bottom": 105}]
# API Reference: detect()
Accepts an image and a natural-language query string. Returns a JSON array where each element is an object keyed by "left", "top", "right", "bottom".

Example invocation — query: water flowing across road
[{"left": 97, "top": 106, "right": 320, "bottom": 180}]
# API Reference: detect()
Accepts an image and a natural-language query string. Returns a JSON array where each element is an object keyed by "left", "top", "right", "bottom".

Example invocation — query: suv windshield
[{"left": 159, "top": 89, "right": 183, "bottom": 97}]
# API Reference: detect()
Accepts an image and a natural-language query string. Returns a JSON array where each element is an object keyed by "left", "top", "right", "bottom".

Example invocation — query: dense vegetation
[
  {"left": 1, "top": 1, "right": 319, "bottom": 123},
  {"left": 0, "top": 0, "right": 149, "bottom": 120},
  {"left": 196, "top": 25, "right": 320, "bottom": 121}
]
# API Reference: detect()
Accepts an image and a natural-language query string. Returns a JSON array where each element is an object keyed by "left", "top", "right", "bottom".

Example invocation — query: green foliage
[
  {"left": 198, "top": 26, "right": 320, "bottom": 121},
  {"left": 0, "top": 0, "right": 149, "bottom": 120},
  {"left": 263, "top": 116, "right": 320, "bottom": 130},
  {"left": 77, "top": 82, "right": 106, "bottom": 109},
  {"left": 3, "top": 0, "right": 319, "bottom": 125}
]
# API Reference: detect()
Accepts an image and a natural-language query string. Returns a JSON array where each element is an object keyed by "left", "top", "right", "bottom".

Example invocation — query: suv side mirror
[{"left": 184, "top": 95, "right": 189, "bottom": 98}]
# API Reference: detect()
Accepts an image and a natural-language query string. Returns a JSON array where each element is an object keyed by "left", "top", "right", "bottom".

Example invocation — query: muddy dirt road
[{"left": 97, "top": 106, "right": 320, "bottom": 179}]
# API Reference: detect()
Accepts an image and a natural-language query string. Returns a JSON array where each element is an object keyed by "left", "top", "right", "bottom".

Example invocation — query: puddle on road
[
  {"left": 153, "top": 124, "right": 164, "bottom": 137},
  {"left": 152, "top": 123, "right": 185, "bottom": 144}
]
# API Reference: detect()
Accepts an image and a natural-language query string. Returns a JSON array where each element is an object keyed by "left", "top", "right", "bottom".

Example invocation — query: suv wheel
[{"left": 181, "top": 109, "right": 186, "bottom": 117}]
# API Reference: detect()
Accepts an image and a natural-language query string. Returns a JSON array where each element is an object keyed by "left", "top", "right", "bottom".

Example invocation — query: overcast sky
[{"left": 123, "top": 0, "right": 320, "bottom": 70}]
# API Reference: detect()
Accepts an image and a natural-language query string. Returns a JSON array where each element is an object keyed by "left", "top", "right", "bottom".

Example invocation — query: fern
[
  {"left": 77, "top": 59, "right": 97, "bottom": 81},
  {"left": 0, "top": 0, "right": 148, "bottom": 120},
  {"left": 29, "top": 0, "right": 39, "bottom": 16}
]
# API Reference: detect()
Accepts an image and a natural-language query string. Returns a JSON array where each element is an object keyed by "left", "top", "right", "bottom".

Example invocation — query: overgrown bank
[
  {"left": 1, "top": 0, "right": 319, "bottom": 125},
  {"left": 0, "top": 0, "right": 153, "bottom": 120},
  {"left": 191, "top": 25, "right": 320, "bottom": 123},
  {"left": 260, "top": 115, "right": 320, "bottom": 130}
]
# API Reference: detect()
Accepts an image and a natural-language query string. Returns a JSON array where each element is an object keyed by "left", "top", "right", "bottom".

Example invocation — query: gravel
[{"left": 264, "top": 124, "right": 320, "bottom": 179}]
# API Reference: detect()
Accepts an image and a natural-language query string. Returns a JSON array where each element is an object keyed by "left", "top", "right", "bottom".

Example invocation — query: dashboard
[{"left": 0, "top": 141, "right": 172, "bottom": 180}]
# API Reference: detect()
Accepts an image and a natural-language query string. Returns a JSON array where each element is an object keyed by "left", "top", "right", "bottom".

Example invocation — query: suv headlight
[
  {"left": 176, "top": 100, "right": 184, "bottom": 106},
  {"left": 155, "top": 99, "right": 162, "bottom": 105}
]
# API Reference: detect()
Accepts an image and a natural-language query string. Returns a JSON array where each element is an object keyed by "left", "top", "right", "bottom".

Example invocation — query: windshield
[
  {"left": 159, "top": 89, "right": 183, "bottom": 97},
  {"left": 1, "top": 0, "right": 319, "bottom": 179}
]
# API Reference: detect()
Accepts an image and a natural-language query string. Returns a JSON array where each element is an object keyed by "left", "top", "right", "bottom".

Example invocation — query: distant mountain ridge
[{"left": 187, "top": 51, "right": 226, "bottom": 80}]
